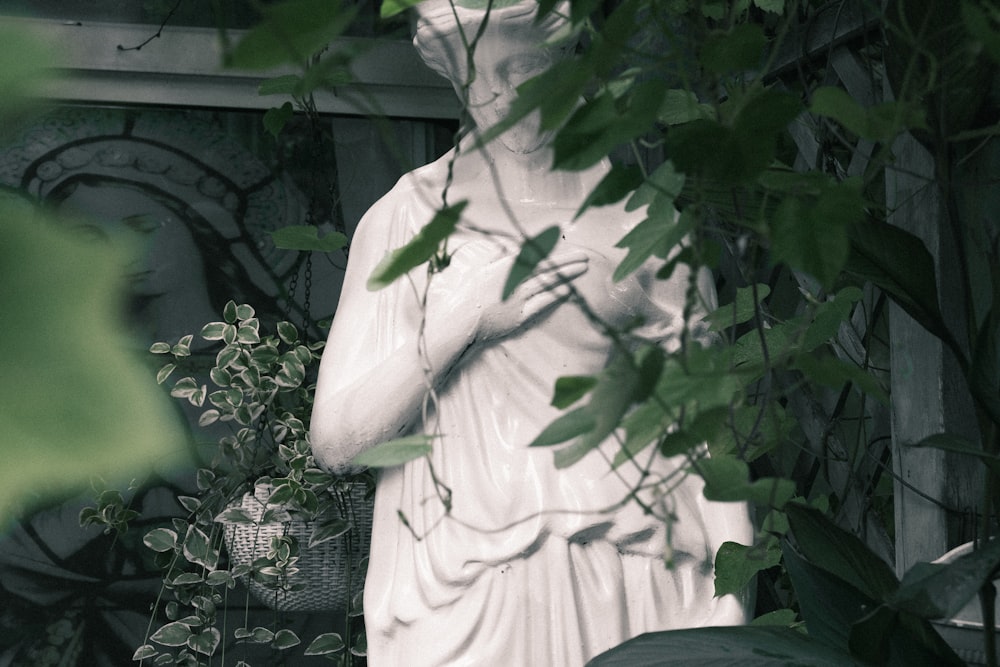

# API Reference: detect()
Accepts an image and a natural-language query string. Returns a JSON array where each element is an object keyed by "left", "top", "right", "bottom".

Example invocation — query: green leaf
[
  {"left": 271, "top": 629, "right": 301, "bottom": 650},
  {"left": 753, "top": 0, "right": 785, "bottom": 13},
  {"left": 625, "top": 160, "right": 685, "bottom": 212},
  {"left": 551, "top": 376, "right": 598, "bottom": 409},
  {"left": 132, "top": 645, "right": 158, "bottom": 661},
  {"left": 143, "top": 528, "right": 179, "bottom": 553},
  {"left": 793, "top": 351, "right": 889, "bottom": 405},
  {"left": 151, "top": 621, "right": 195, "bottom": 648},
  {"left": 575, "top": 165, "right": 644, "bottom": 219},
  {"left": 613, "top": 206, "right": 693, "bottom": 282},
  {"left": 215, "top": 507, "right": 252, "bottom": 524},
  {"left": 305, "top": 632, "right": 346, "bottom": 655},
  {"left": 227, "top": 0, "right": 359, "bottom": 69},
  {"left": 703, "top": 284, "right": 771, "bottom": 331},
  {"left": 750, "top": 609, "right": 797, "bottom": 626},
  {"left": 770, "top": 179, "right": 861, "bottom": 289},
  {"left": 259, "top": 75, "right": 302, "bottom": 96},
  {"left": 784, "top": 503, "right": 899, "bottom": 601},
  {"left": 553, "top": 81, "right": 666, "bottom": 171},
  {"left": 698, "top": 455, "right": 795, "bottom": 507},
  {"left": 781, "top": 540, "right": 876, "bottom": 651},
  {"left": 183, "top": 525, "right": 219, "bottom": 570},
  {"left": 0, "top": 209, "right": 186, "bottom": 520},
  {"left": 187, "top": 627, "right": 221, "bottom": 656},
  {"left": 263, "top": 101, "right": 294, "bottom": 139},
  {"left": 700, "top": 23, "right": 766, "bottom": 74},
  {"left": 890, "top": 537, "right": 1000, "bottom": 620},
  {"left": 587, "top": 625, "right": 861, "bottom": 666},
  {"left": 811, "top": 87, "right": 926, "bottom": 143},
  {"left": 156, "top": 363, "right": 176, "bottom": 385},
  {"left": 380, "top": 0, "right": 424, "bottom": 18},
  {"left": 308, "top": 518, "right": 351, "bottom": 547},
  {"left": 529, "top": 407, "right": 597, "bottom": 448},
  {"left": 502, "top": 226, "right": 561, "bottom": 300},
  {"left": 714, "top": 540, "right": 782, "bottom": 597},
  {"left": 914, "top": 432, "right": 1000, "bottom": 479},
  {"left": 658, "top": 89, "right": 713, "bottom": 126},
  {"left": 844, "top": 221, "right": 952, "bottom": 347},
  {"left": 270, "top": 225, "right": 348, "bottom": 252},
  {"left": 351, "top": 435, "right": 433, "bottom": 468},
  {"left": 367, "top": 202, "right": 467, "bottom": 291}
]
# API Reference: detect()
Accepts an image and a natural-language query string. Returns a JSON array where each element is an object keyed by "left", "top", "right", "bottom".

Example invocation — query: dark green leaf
[
  {"left": 503, "top": 226, "right": 561, "bottom": 300},
  {"left": 703, "top": 284, "right": 771, "bottom": 331},
  {"left": 613, "top": 206, "right": 693, "bottom": 282},
  {"left": 785, "top": 503, "right": 899, "bottom": 601},
  {"left": 714, "top": 540, "right": 782, "bottom": 597},
  {"left": 658, "top": 88, "right": 713, "bottom": 126},
  {"left": 890, "top": 538, "right": 1000, "bottom": 620},
  {"left": 625, "top": 160, "right": 685, "bottom": 212},
  {"left": 258, "top": 75, "right": 301, "bottom": 96},
  {"left": 308, "top": 518, "right": 351, "bottom": 547},
  {"left": 380, "top": 0, "right": 424, "bottom": 18},
  {"left": 793, "top": 353, "right": 889, "bottom": 405},
  {"left": 914, "top": 432, "right": 1000, "bottom": 479},
  {"left": 697, "top": 455, "right": 795, "bottom": 507},
  {"left": 151, "top": 621, "right": 194, "bottom": 647},
  {"left": 781, "top": 541, "right": 875, "bottom": 650},
  {"left": 305, "top": 632, "right": 346, "bottom": 655},
  {"left": 187, "top": 627, "right": 221, "bottom": 656},
  {"left": 844, "top": 221, "right": 953, "bottom": 347},
  {"left": 586, "top": 625, "right": 861, "bottom": 666},
  {"left": 700, "top": 23, "right": 766, "bottom": 74},
  {"left": 367, "top": 202, "right": 466, "bottom": 291},
  {"left": 811, "top": 87, "right": 926, "bottom": 142},
  {"left": 263, "top": 101, "right": 294, "bottom": 139},
  {"left": 227, "top": 0, "right": 359, "bottom": 69},
  {"left": 270, "top": 225, "right": 348, "bottom": 252},
  {"left": 576, "top": 165, "right": 644, "bottom": 219},
  {"left": 143, "top": 528, "right": 178, "bottom": 552},
  {"left": 271, "top": 629, "right": 301, "bottom": 650},
  {"left": 770, "top": 180, "right": 861, "bottom": 289}
]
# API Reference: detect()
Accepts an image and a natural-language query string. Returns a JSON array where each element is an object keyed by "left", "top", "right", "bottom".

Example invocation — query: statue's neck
[{"left": 454, "top": 134, "right": 602, "bottom": 208}]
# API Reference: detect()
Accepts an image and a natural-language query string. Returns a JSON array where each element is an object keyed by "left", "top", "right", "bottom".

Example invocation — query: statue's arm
[{"left": 310, "top": 201, "right": 588, "bottom": 474}]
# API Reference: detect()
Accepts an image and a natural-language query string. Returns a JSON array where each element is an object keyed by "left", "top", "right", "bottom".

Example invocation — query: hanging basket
[{"left": 221, "top": 481, "right": 373, "bottom": 613}]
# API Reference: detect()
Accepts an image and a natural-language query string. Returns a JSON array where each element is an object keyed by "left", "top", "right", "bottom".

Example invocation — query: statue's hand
[{"left": 428, "top": 249, "right": 588, "bottom": 344}]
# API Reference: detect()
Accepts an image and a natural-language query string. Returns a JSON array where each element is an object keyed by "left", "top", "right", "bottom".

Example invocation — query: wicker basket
[{"left": 221, "top": 482, "right": 372, "bottom": 613}]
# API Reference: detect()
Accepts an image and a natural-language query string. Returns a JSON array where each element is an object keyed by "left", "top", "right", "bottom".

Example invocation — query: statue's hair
[{"left": 412, "top": 0, "right": 571, "bottom": 83}]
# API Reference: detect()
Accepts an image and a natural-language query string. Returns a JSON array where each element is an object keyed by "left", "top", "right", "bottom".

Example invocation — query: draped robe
[{"left": 332, "top": 154, "right": 753, "bottom": 666}]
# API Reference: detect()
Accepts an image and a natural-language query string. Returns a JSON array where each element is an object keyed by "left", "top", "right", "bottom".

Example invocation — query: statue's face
[{"left": 465, "top": 40, "right": 558, "bottom": 154}]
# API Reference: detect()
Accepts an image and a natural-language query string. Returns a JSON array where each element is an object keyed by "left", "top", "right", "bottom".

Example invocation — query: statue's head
[{"left": 412, "top": 0, "right": 573, "bottom": 154}]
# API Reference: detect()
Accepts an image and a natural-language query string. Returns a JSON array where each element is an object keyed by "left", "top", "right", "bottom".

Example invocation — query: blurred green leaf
[
  {"left": 701, "top": 23, "right": 766, "bottom": 74},
  {"left": 227, "top": 0, "right": 359, "bottom": 69},
  {"left": 811, "top": 86, "right": 927, "bottom": 143},
  {"left": 771, "top": 180, "right": 862, "bottom": 289},
  {"left": 704, "top": 284, "right": 771, "bottom": 331},
  {"left": 263, "top": 101, "right": 294, "bottom": 139},
  {"left": 351, "top": 435, "right": 433, "bottom": 468},
  {"left": 0, "top": 209, "right": 185, "bottom": 519},
  {"left": 503, "top": 226, "right": 561, "bottom": 300},
  {"left": 367, "top": 201, "right": 466, "bottom": 290},
  {"left": 576, "top": 165, "right": 644, "bottom": 219},
  {"left": 270, "top": 225, "right": 348, "bottom": 252},
  {"left": 551, "top": 375, "right": 598, "bottom": 409}
]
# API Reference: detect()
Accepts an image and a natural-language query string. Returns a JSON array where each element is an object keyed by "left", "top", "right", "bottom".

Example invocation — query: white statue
[{"left": 311, "top": 1, "right": 753, "bottom": 664}]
